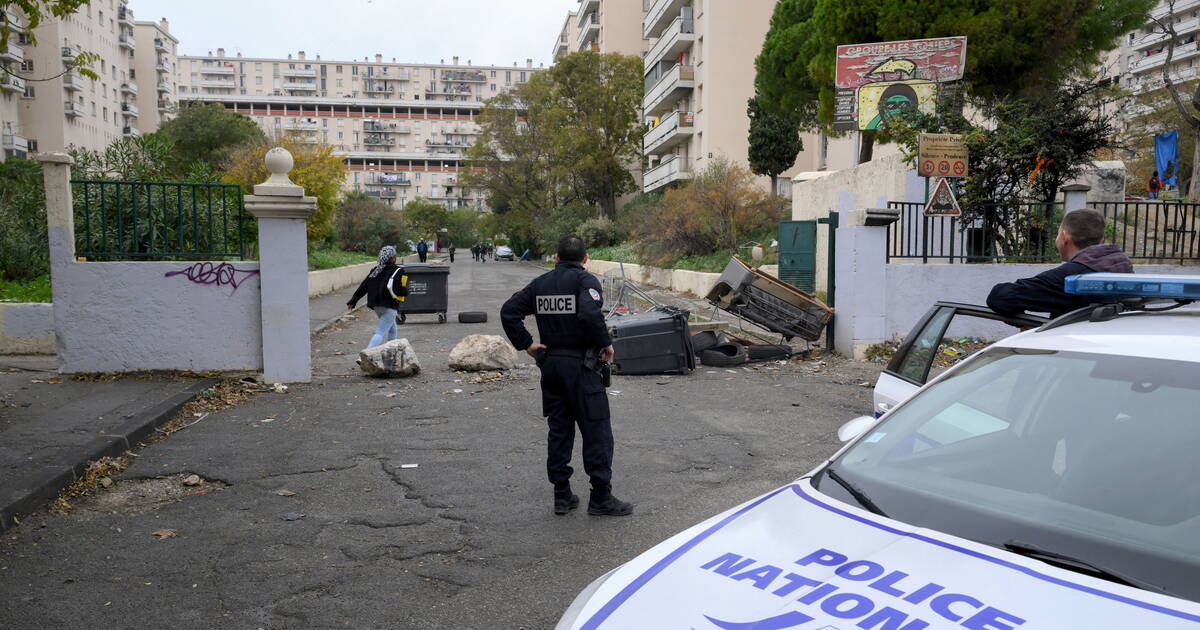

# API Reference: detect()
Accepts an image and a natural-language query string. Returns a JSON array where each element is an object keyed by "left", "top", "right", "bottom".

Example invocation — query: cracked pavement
[{"left": 0, "top": 260, "right": 878, "bottom": 629}]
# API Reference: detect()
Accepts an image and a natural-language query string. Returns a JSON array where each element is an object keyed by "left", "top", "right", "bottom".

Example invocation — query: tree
[
  {"left": 1147, "top": 0, "right": 1200, "bottom": 200},
  {"left": 443, "top": 208, "right": 479, "bottom": 247},
  {"left": 402, "top": 198, "right": 448, "bottom": 238},
  {"left": 755, "top": 0, "right": 1154, "bottom": 162},
  {"left": 156, "top": 103, "right": 265, "bottom": 171},
  {"left": 0, "top": 158, "right": 47, "bottom": 280},
  {"left": 747, "top": 95, "right": 803, "bottom": 192},
  {"left": 546, "top": 51, "right": 644, "bottom": 219},
  {"left": 68, "top": 134, "right": 176, "bottom": 181},
  {"left": 1, "top": 1, "right": 99, "bottom": 79},
  {"left": 335, "top": 193, "right": 408, "bottom": 254},
  {"left": 223, "top": 136, "right": 345, "bottom": 242}
]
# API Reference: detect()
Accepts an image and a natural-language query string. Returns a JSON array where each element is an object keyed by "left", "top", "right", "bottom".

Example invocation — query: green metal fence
[{"left": 71, "top": 180, "right": 249, "bottom": 261}]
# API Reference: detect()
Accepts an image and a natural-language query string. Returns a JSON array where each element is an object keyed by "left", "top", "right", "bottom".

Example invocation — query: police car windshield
[{"left": 822, "top": 348, "right": 1200, "bottom": 601}]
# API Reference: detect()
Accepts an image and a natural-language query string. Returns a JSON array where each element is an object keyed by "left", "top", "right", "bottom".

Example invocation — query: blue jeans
[
  {"left": 368, "top": 307, "right": 398, "bottom": 348},
  {"left": 1149, "top": 190, "right": 1159, "bottom": 199}
]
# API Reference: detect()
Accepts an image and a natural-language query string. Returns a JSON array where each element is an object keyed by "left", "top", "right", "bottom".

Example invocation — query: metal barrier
[
  {"left": 1088, "top": 201, "right": 1200, "bottom": 262},
  {"left": 886, "top": 201, "right": 1062, "bottom": 263},
  {"left": 72, "top": 180, "right": 247, "bottom": 261}
]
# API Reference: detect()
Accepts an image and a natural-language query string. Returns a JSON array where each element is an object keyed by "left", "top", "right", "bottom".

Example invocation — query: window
[
  {"left": 103, "top": 106, "right": 107, "bottom": 118},
  {"left": 22, "top": 85, "right": 33, "bottom": 98},
  {"left": 519, "top": 71, "right": 525, "bottom": 82},
  {"left": 17, "top": 32, "right": 30, "bottom": 45},
  {"left": 352, "top": 66, "right": 359, "bottom": 76},
  {"left": 19, "top": 59, "right": 32, "bottom": 72},
  {"left": 256, "top": 76, "right": 263, "bottom": 85},
  {"left": 505, "top": 71, "right": 511, "bottom": 83},
  {"left": 490, "top": 84, "right": 496, "bottom": 92},
  {"left": 490, "top": 70, "right": 496, "bottom": 78},
  {"left": 337, "top": 78, "right": 343, "bottom": 88}
]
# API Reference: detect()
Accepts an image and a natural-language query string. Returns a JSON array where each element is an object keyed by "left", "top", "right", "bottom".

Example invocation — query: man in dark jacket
[
  {"left": 416, "top": 238, "right": 429, "bottom": 263},
  {"left": 987, "top": 209, "right": 1133, "bottom": 318}
]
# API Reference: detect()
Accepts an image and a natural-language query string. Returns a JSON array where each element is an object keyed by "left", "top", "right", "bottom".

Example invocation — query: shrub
[
  {"left": 0, "top": 159, "right": 48, "bottom": 281},
  {"left": 633, "top": 158, "right": 786, "bottom": 267},
  {"left": 577, "top": 216, "right": 626, "bottom": 248}
]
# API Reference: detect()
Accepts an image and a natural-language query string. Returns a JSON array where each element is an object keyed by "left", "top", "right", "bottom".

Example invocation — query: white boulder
[
  {"left": 359, "top": 339, "right": 421, "bottom": 378},
  {"left": 448, "top": 334, "right": 517, "bottom": 372}
]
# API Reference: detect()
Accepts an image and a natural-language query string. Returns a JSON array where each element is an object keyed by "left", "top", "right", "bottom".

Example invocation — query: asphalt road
[{"left": 0, "top": 259, "right": 873, "bottom": 630}]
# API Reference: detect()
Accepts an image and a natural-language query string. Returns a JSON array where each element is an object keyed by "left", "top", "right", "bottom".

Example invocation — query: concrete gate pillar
[
  {"left": 244, "top": 148, "right": 317, "bottom": 383},
  {"left": 833, "top": 208, "right": 901, "bottom": 360},
  {"left": 1062, "top": 184, "right": 1091, "bottom": 213}
]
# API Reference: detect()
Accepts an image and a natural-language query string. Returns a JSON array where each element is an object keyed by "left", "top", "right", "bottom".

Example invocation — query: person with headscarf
[{"left": 347, "top": 245, "right": 406, "bottom": 348}]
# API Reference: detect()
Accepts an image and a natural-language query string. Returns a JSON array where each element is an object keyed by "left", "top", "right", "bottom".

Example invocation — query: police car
[{"left": 556, "top": 273, "right": 1200, "bottom": 629}]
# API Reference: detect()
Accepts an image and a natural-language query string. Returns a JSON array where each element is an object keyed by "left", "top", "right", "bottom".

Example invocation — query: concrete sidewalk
[{"left": 0, "top": 286, "right": 402, "bottom": 532}]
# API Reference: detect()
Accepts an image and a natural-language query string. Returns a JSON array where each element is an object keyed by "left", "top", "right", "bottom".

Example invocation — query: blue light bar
[{"left": 1065, "top": 273, "right": 1200, "bottom": 299}]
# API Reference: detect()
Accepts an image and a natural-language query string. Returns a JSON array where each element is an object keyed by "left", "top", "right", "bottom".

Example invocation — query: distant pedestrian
[
  {"left": 417, "top": 238, "right": 429, "bottom": 263},
  {"left": 1149, "top": 171, "right": 1162, "bottom": 200},
  {"left": 448, "top": 243, "right": 456, "bottom": 263},
  {"left": 347, "top": 245, "right": 407, "bottom": 349}
]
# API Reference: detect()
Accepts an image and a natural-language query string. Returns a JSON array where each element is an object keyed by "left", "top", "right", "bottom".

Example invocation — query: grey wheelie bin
[{"left": 394, "top": 263, "right": 450, "bottom": 324}]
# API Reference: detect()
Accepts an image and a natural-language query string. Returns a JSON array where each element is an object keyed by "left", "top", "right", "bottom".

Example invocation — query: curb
[
  {"left": 0, "top": 378, "right": 219, "bottom": 532},
  {"left": 312, "top": 304, "right": 368, "bottom": 336}
]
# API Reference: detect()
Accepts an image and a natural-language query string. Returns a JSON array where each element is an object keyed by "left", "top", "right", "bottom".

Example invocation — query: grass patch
[
  {"left": 0, "top": 275, "right": 52, "bottom": 303},
  {"left": 308, "top": 248, "right": 376, "bottom": 271},
  {"left": 588, "top": 243, "right": 640, "bottom": 264}
]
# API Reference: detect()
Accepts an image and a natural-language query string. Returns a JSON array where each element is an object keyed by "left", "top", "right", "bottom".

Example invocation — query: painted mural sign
[{"left": 834, "top": 36, "right": 967, "bottom": 131}]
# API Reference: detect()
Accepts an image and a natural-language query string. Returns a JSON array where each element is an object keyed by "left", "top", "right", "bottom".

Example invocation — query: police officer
[{"left": 501, "top": 235, "right": 633, "bottom": 517}]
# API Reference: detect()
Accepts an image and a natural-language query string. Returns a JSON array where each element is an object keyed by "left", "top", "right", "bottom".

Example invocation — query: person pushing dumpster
[{"left": 500, "top": 235, "right": 633, "bottom": 517}]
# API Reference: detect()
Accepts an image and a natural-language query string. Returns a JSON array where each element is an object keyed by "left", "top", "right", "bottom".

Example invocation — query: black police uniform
[{"left": 501, "top": 261, "right": 630, "bottom": 515}]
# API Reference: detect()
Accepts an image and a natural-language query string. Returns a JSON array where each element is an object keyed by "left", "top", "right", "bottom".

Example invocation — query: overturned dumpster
[{"left": 706, "top": 257, "right": 833, "bottom": 342}]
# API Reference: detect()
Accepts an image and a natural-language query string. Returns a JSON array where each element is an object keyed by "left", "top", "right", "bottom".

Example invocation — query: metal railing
[
  {"left": 886, "top": 200, "right": 1200, "bottom": 263},
  {"left": 72, "top": 180, "right": 248, "bottom": 261},
  {"left": 1090, "top": 201, "right": 1200, "bottom": 262},
  {"left": 886, "top": 201, "right": 1064, "bottom": 263}
]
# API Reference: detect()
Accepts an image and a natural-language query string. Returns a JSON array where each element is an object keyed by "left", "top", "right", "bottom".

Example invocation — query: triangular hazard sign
[{"left": 924, "top": 177, "right": 961, "bottom": 216}]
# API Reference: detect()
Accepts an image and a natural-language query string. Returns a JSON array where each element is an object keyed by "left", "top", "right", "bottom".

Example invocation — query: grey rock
[
  {"left": 359, "top": 339, "right": 421, "bottom": 378},
  {"left": 448, "top": 334, "right": 517, "bottom": 372}
]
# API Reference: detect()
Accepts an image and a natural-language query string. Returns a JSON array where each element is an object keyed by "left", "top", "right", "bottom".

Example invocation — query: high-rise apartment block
[
  {"left": 176, "top": 51, "right": 545, "bottom": 210},
  {"left": 1120, "top": 1, "right": 1200, "bottom": 112},
  {"left": 0, "top": 1, "right": 177, "bottom": 159}
]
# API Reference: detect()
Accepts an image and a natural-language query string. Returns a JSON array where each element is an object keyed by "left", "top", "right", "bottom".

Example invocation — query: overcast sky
[{"left": 131, "top": 0, "right": 580, "bottom": 68}]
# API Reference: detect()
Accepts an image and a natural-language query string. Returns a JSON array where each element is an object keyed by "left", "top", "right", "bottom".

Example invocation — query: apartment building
[
  {"left": 0, "top": 1, "right": 176, "bottom": 158},
  {"left": 131, "top": 18, "right": 178, "bottom": 135},
  {"left": 177, "top": 50, "right": 546, "bottom": 210},
  {"left": 576, "top": 0, "right": 647, "bottom": 55},
  {"left": 553, "top": 11, "right": 580, "bottom": 60},
  {"left": 1120, "top": 0, "right": 1200, "bottom": 116}
]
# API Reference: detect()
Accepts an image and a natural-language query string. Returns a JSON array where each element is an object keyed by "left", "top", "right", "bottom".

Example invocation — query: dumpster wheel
[
  {"left": 438, "top": 313, "right": 447, "bottom": 324},
  {"left": 397, "top": 313, "right": 406, "bottom": 325}
]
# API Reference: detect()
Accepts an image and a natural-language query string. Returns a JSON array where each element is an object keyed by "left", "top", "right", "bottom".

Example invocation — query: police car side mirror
[{"left": 838, "top": 416, "right": 879, "bottom": 443}]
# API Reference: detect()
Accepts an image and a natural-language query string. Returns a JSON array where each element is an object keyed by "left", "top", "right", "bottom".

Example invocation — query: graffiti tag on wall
[{"left": 165, "top": 262, "right": 260, "bottom": 293}]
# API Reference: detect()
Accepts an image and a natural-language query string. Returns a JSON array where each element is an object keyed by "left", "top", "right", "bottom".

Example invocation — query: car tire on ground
[
  {"left": 747, "top": 344, "right": 792, "bottom": 361},
  {"left": 700, "top": 342, "right": 748, "bottom": 367},
  {"left": 690, "top": 330, "right": 726, "bottom": 354},
  {"left": 458, "top": 311, "right": 488, "bottom": 324}
]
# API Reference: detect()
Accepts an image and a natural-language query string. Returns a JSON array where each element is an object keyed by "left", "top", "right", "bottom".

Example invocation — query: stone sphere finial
[
  {"left": 265, "top": 147, "right": 294, "bottom": 177},
  {"left": 253, "top": 147, "right": 304, "bottom": 197}
]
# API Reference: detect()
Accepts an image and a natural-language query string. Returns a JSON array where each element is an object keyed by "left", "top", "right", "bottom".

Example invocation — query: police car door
[{"left": 873, "top": 302, "right": 1047, "bottom": 417}]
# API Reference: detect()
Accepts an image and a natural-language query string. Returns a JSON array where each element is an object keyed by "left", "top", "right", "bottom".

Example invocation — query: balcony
[
  {"left": 120, "top": 81, "right": 137, "bottom": 96},
  {"left": 118, "top": 33, "right": 135, "bottom": 51},
  {"left": 363, "top": 120, "right": 410, "bottom": 133},
  {"left": 644, "top": 15, "right": 694, "bottom": 70},
  {"left": 61, "top": 46, "right": 79, "bottom": 61},
  {"left": 156, "top": 60, "right": 171, "bottom": 73},
  {"left": 123, "top": 126, "right": 141, "bottom": 137},
  {"left": 62, "top": 72, "right": 84, "bottom": 91},
  {"left": 1130, "top": 66, "right": 1200, "bottom": 94},
  {"left": 1, "top": 11, "right": 25, "bottom": 32},
  {"left": 283, "top": 82, "right": 317, "bottom": 91},
  {"left": 283, "top": 119, "right": 319, "bottom": 131},
  {"left": 364, "top": 188, "right": 398, "bottom": 199},
  {"left": 1130, "top": 43, "right": 1200, "bottom": 74},
  {"left": 643, "top": 153, "right": 692, "bottom": 193},
  {"left": 121, "top": 102, "right": 139, "bottom": 118},
  {"left": 577, "top": 0, "right": 600, "bottom": 26},
  {"left": 0, "top": 44, "right": 24, "bottom": 64},
  {"left": 363, "top": 83, "right": 395, "bottom": 94},
  {"left": 363, "top": 135, "right": 397, "bottom": 146},
  {"left": 154, "top": 38, "right": 168, "bottom": 53},
  {"left": 200, "top": 78, "right": 236, "bottom": 88},
  {"left": 282, "top": 67, "right": 317, "bottom": 78},
  {"left": 118, "top": 5, "right": 133, "bottom": 26},
  {"left": 642, "top": 64, "right": 694, "bottom": 116},
  {"left": 0, "top": 73, "right": 24, "bottom": 93},
  {"left": 1149, "top": 0, "right": 1200, "bottom": 23},
  {"left": 2, "top": 133, "right": 29, "bottom": 157},
  {"left": 441, "top": 70, "right": 486, "bottom": 83},
  {"left": 157, "top": 81, "right": 171, "bottom": 94},
  {"left": 64, "top": 101, "right": 81, "bottom": 117},
  {"left": 576, "top": 12, "right": 600, "bottom": 51},
  {"left": 202, "top": 65, "right": 235, "bottom": 75},
  {"left": 1132, "top": 18, "right": 1200, "bottom": 52},
  {"left": 376, "top": 173, "right": 412, "bottom": 186},
  {"left": 157, "top": 99, "right": 171, "bottom": 112},
  {"left": 643, "top": 0, "right": 690, "bottom": 39},
  {"left": 644, "top": 111, "right": 695, "bottom": 155}
]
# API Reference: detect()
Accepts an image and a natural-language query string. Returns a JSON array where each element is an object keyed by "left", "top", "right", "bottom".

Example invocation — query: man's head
[
  {"left": 1056, "top": 209, "right": 1106, "bottom": 260},
  {"left": 556, "top": 235, "right": 588, "bottom": 263}
]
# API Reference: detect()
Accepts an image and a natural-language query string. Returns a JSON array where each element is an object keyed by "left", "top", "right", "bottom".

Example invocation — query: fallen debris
[
  {"left": 448, "top": 334, "right": 517, "bottom": 372},
  {"left": 151, "top": 529, "right": 178, "bottom": 539},
  {"left": 275, "top": 489, "right": 297, "bottom": 497},
  {"left": 359, "top": 339, "right": 421, "bottom": 378},
  {"left": 182, "top": 474, "right": 202, "bottom": 487}
]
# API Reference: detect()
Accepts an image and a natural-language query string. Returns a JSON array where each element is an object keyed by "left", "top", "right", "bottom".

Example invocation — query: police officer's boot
[
  {"left": 587, "top": 483, "right": 633, "bottom": 517},
  {"left": 553, "top": 484, "right": 579, "bottom": 516}
]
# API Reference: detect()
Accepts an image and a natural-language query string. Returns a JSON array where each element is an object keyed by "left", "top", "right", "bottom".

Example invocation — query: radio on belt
[{"left": 1065, "top": 273, "right": 1200, "bottom": 299}]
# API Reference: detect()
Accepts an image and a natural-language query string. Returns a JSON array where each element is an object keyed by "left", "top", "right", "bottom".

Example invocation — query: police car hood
[{"left": 560, "top": 479, "right": 1200, "bottom": 629}]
